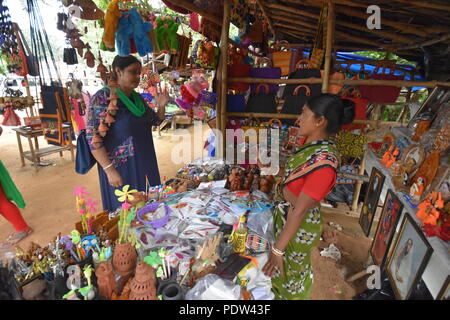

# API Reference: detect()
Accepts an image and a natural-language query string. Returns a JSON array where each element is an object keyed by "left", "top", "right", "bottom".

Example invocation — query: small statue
[
  {"left": 410, "top": 177, "right": 425, "bottom": 203},
  {"left": 381, "top": 145, "right": 394, "bottom": 166},
  {"left": 95, "top": 262, "right": 117, "bottom": 300},
  {"left": 385, "top": 148, "right": 399, "bottom": 169}
]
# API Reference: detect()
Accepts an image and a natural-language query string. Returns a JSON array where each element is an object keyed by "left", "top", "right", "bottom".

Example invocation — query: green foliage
[{"left": 353, "top": 51, "right": 417, "bottom": 67}]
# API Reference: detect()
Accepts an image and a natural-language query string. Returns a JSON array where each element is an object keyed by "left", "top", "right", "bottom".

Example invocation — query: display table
[
  {"left": 365, "top": 148, "right": 450, "bottom": 299},
  {"left": 12, "top": 125, "right": 75, "bottom": 172}
]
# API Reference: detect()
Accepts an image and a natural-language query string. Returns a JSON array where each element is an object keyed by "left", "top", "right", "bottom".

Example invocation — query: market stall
[{"left": 1, "top": 0, "right": 449, "bottom": 301}]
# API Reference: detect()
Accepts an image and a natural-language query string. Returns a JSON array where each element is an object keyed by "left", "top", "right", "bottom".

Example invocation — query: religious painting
[
  {"left": 370, "top": 189, "right": 403, "bottom": 269},
  {"left": 387, "top": 213, "right": 433, "bottom": 300},
  {"left": 359, "top": 167, "right": 386, "bottom": 237}
]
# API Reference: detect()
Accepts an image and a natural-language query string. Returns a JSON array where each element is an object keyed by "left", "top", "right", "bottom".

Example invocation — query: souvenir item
[
  {"left": 412, "top": 120, "right": 431, "bottom": 142},
  {"left": 116, "top": 7, "right": 153, "bottom": 56},
  {"left": 370, "top": 190, "right": 403, "bottom": 268},
  {"left": 412, "top": 151, "right": 440, "bottom": 191},
  {"left": 386, "top": 213, "right": 433, "bottom": 300},
  {"left": 359, "top": 168, "right": 385, "bottom": 236},
  {"left": 128, "top": 262, "right": 157, "bottom": 300}
]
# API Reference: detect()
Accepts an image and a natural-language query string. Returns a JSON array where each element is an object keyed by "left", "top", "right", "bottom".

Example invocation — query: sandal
[{"left": 5, "top": 227, "right": 33, "bottom": 245}]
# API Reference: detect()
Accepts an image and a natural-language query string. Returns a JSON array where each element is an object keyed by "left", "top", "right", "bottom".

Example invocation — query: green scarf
[
  {"left": 0, "top": 160, "right": 26, "bottom": 209},
  {"left": 109, "top": 87, "right": 147, "bottom": 117}
]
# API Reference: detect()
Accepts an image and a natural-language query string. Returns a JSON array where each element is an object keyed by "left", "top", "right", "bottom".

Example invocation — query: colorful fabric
[
  {"left": 0, "top": 182, "right": 29, "bottom": 232},
  {"left": 286, "top": 166, "right": 336, "bottom": 201},
  {"left": 0, "top": 160, "right": 26, "bottom": 209},
  {"left": 86, "top": 88, "right": 162, "bottom": 211},
  {"left": 271, "top": 140, "right": 340, "bottom": 300}
]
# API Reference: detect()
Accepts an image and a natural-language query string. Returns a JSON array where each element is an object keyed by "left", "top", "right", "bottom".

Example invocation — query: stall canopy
[{"left": 166, "top": 0, "right": 450, "bottom": 81}]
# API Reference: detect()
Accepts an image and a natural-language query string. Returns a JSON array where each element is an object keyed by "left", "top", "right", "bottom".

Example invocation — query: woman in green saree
[{"left": 262, "top": 94, "right": 355, "bottom": 299}]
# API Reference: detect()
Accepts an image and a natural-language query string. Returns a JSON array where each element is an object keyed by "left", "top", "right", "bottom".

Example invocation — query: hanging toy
[
  {"left": 102, "top": 0, "right": 121, "bottom": 50},
  {"left": 154, "top": 16, "right": 180, "bottom": 54},
  {"left": 115, "top": 7, "right": 153, "bottom": 56}
]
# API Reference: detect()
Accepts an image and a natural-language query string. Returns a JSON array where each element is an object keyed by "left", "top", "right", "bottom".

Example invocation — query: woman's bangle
[
  {"left": 103, "top": 163, "right": 114, "bottom": 171},
  {"left": 271, "top": 246, "right": 285, "bottom": 256}
]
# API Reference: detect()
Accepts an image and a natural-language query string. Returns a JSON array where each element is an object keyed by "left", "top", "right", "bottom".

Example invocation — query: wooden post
[
  {"left": 351, "top": 153, "right": 366, "bottom": 213},
  {"left": 322, "top": 1, "right": 334, "bottom": 93},
  {"left": 218, "top": 0, "right": 231, "bottom": 160},
  {"left": 23, "top": 76, "right": 34, "bottom": 117}
]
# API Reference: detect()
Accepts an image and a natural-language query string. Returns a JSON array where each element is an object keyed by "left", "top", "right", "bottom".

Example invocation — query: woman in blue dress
[{"left": 86, "top": 55, "right": 169, "bottom": 211}]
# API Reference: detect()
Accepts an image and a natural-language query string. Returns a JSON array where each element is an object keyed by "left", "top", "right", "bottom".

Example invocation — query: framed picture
[
  {"left": 359, "top": 167, "right": 386, "bottom": 237},
  {"left": 386, "top": 213, "right": 433, "bottom": 300},
  {"left": 408, "top": 86, "right": 450, "bottom": 128},
  {"left": 370, "top": 189, "right": 404, "bottom": 269},
  {"left": 436, "top": 275, "right": 450, "bottom": 300}
]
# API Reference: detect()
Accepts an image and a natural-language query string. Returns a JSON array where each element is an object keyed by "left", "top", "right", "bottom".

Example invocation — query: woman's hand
[
  {"left": 155, "top": 83, "right": 170, "bottom": 108},
  {"left": 262, "top": 251, "right": 285, "bottom": 278},
  {"left": 105, "top": 167, "right": 123, "bottom": 188}
]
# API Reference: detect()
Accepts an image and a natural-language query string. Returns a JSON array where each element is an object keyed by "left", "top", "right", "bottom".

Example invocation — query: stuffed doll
[
  {"left": 115, "top": 7, "right": 153, "bottom": 57},
  {"left": 154, "top": 16, "right": 180, "bottom": 54},
  {"left": 102, "top": 0, "right": 121, "bottom": 49}
]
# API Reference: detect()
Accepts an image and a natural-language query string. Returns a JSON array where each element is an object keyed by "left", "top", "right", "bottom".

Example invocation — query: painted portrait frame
[
  {"left": 386, "top": 213, "right": 433, "bottom": 300},
  {"left": 359, "top": 167, "right": 386, "bottom": 237},
  {"left": 370, "top": 189, "right": 403, "bottom": 269}
]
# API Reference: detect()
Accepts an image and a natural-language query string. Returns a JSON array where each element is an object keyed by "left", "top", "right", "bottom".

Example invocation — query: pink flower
[
  {"left": 73, "top": 186, "right": 89, "bottom": 198},
  {"left": 85, "top": 198, "right": 99, "bottom": 213},
  {"left": 122, "top": 202, "right": 132, "bottom": 210}
]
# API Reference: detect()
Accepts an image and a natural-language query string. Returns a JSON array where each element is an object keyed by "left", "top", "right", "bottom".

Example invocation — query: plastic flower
[
  {"left": 115, "top": 185, "right": 137, "bottom": 202},
  {"left": 121, "top": 202, "right": 132, "bottom": 211},
  {"left": 73, "top": 186, "right": 89, "bottom": 198},
  {"left": 85, "top": 199, "right": 98, "bottom": 213},
  {"left": 144, "top": 251, "right": 163, "bottom": 267}
]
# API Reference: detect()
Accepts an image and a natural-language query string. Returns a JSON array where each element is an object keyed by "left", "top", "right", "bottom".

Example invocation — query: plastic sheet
[
  {"left": 320, "top": 244, "right": 341, "bottom": 261},
  {"left": 185, "top": 274, "right": 242, "bottom": 300}
]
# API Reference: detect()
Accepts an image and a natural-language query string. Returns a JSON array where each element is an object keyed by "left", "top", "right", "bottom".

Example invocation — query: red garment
[
  {"left": 286, "top": 167, "right": 336, "bottom": 202},
  {"left": 0, "top": 184, "right": 29, "bottom": 232}
]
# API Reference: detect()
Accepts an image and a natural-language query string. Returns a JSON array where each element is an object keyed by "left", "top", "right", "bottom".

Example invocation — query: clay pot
[
  {"left": 95, "top": 262, "right": 117, "bottom": 300},
  {"left": 112, "top": 242, "right": 137, "bottom": 277},
  {"left": 128, "top": 262, "right": 157, "bottom": 300},
  {"left": 162, "top": 282, "right": 184, "bottom": 300}
]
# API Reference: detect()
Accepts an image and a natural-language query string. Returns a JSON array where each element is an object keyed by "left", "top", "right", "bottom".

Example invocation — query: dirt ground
[{"left": 0, "top": 123, "right": 375, "bottom": 300}]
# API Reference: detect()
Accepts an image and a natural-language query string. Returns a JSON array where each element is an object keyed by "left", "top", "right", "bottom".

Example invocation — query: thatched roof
[
  {"left": 259, "top": 0, "right": 450, "bottom": 79},
  {"left": 166, "top": 0, "right": 450, "bottom": 80}
]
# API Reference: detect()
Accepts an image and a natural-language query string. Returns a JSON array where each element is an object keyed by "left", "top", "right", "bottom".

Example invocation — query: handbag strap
[
  {"left": 268, "top": 118, "right": 282, "bottom": 128},
  {"left": 295, "top": 59, "right": 311, "bottom": 70},
  {"left": 256, "top": 57, "right": 273, "bottom": 68},
  {"left": 293, "top": 85, "right": 311, "bottom": 96},
  {"left": 341, "top": 87, "right": 362, "bottom": 98},
  {"left": 374, "top": 60, "right": 396, "bottom": 75},
  {"left": 255, "top": 83, "right": 270, "bottom": 94}
]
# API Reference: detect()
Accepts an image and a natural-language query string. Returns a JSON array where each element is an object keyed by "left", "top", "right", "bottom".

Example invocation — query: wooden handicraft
[
  {"left": 391, "top": 144, "right": 425, "bottom": 192},
  {"left": 412, "top": 150, "right": 440, "bottom": 191}
]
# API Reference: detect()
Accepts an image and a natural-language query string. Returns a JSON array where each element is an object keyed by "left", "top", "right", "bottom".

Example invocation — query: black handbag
[
  {"left": 63, "top": 47, "right": 78, "bottom": 65},
  {"left": 246, "top": 83, "right": 277, "bottom": 120},
  {"left": 281, "top": 65, "right": 322, "bottom": 125},
  {"left": 75, "top": 129, "right": 97, "bottom": 174}
]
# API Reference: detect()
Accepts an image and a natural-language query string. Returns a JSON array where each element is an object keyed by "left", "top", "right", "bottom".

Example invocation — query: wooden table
[{"left": 12, "top": 126, "right": 75, "bottom": 172}]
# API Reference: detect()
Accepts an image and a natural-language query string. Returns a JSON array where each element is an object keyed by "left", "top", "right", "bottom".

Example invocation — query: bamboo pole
[
  {"left": 255, "top": 0, "right": 276, "bottom": 38},
  {"left": 218, "top": 0, "right": 231, "bottom": 160},
  {"left": 395, "top": 0, "right": 450, "bottom": 12},
  {"left": 266, "top": 5, "right": 416, "bottom": 44},
  {"left": 322, "top": 1, "right": 334, "bottom": 93},
  {"left": 225, "top": 112, "right": 402, "bottom": 127},
  {"left": 394, "top": 33, "right": 450, "bottom": 51},
  {"left": 351, "top": 153, "right": 366, "bottom": 213},
  {"left": 228, "top": 77, "right": 450, "bottom": 88}
]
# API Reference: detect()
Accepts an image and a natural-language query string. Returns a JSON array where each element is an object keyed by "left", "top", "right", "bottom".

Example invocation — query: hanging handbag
[
  {"left": 63, "top": 47, "right": 78, "bottom": 65},
  {"left": 250, "top": 57, "right": 281, "bottom": 94},
  {"left": 269, "top": 41, "right": 302, "bottom": 76},
  {"left": 340, "top": 87, "right": 368, "bottom": 120},
  {"left": 228, "top": 47, "right": 251, "bottom": 94},
  {"left": 320, "top": 69, "right": 344, "bottom": 94},
  {"left": 227, "top": 89, "right": 246, "bottom": 112},
  {"left": 309, "top": 47, "right": 325, "bottom": 69},
  {"left": 359, "top": 61, "right": 404, "bottom": 103},
  {"left": 75, "top": 129, "right": 97, "bottom": 174},
  {"left": 281, "top": 84, "right": 312, "bottom": 122},
  {"left": 246, "top": 83, "right": 277, "bottom": 116}
]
